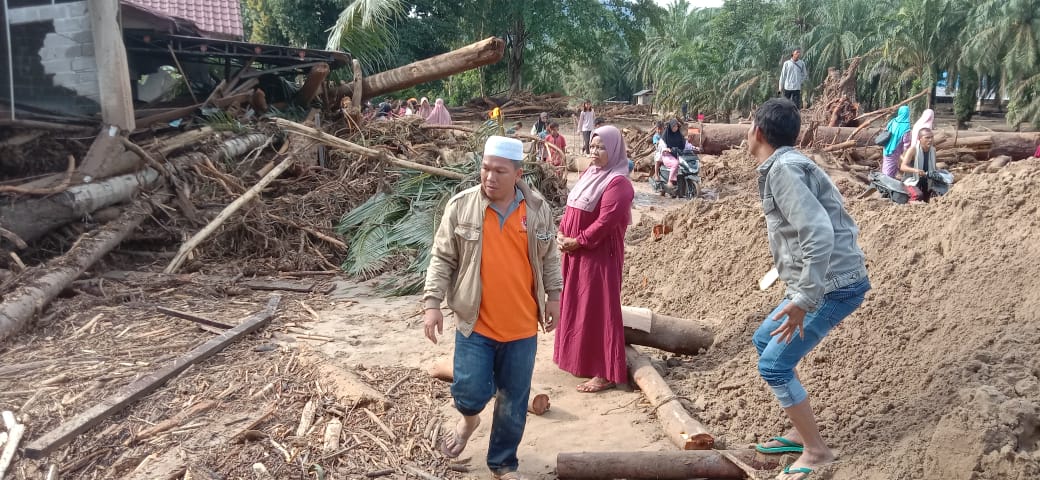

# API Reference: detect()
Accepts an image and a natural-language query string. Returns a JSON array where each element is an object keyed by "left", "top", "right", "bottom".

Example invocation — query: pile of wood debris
[{"left": 459, "top": 91, "right": 571, "bottom": 120}]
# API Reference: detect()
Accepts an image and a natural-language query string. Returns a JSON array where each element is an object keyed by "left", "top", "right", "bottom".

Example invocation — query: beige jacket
[{"left": 423, "top": 181, "right": 563, "bottom": 337}]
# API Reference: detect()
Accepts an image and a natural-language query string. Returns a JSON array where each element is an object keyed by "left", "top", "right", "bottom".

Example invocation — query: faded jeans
[
  {"left": 753, "top": 278, "right": 870, "bottom": 407},
  {"left": 451, "top": 331, "right": 537, "bottom": 475}
]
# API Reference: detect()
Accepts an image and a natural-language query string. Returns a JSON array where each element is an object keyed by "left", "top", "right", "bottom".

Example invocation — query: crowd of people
[
  {"left": 417, "top": 95, "right": 863, "bottom": 480},
  {"left": 368, "top": 96, "right": 453, "bottom": 126}
]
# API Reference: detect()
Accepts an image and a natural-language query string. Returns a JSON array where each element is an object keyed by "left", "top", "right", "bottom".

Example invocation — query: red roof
[{"left": 125, "top": 0, "right": 242, "bottom": 39}]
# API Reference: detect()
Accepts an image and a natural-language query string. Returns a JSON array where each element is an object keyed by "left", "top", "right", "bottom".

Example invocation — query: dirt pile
[{"left": 622, "top": 160, "right": 1040, "bottom": 479}]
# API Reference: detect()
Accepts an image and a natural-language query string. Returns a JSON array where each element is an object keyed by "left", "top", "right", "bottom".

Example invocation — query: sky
[{"left": 653, "top": 0, "right": 725, "bottom": 8}]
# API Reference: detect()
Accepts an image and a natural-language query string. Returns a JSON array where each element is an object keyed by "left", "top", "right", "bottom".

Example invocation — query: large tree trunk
[
  {"left": 335, "top": 37, "right": 505, "bottom": 101},
  {"left": 699, "top": 124, "right": 1040, "bottom": 160},
  {"left": 0, "top": 201, "right": 156, "bottom": 341},
  {"left": 627, "top": 346, "right": 714, "bottom": 450},
  {"left": 506, "top": 18, "right": 526, "bottom": 94},
  {"left": 556, "top": 450, "right": 780, "bottom": 479},
  {"left": 0, "top": 133, "right": 269, "bottom": 248},
  {"left": 0, "top": 169, "right": 160, "bottom": 246}
]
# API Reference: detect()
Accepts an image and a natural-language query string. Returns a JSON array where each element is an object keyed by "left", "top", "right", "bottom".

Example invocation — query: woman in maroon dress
[{"left": 554, "top": 125, "right": 635, "bottom": 392}]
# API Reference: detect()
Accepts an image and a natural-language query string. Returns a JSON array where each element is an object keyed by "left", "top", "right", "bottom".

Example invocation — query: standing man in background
[{"left": 779, "top": 48, "right": 808, "bottom": 109}]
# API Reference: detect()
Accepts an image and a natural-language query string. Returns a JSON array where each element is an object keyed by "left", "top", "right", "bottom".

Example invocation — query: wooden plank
[
  {"left": 155, "top": 306, "right": 235, "bottom": 330},
  {"left": 22, "top": 296, "right": 282, "bottom": 459},
  {"left": 89, "top": 0, "right": 135, "bottom": 130},
  {"left": 243, "top": 279, "right": 316, "bottom": 293}
]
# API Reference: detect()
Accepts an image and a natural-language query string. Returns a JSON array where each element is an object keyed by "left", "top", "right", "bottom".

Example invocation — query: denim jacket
[{"left": 757, "top": 147, "right": 868, "bottom": 312}]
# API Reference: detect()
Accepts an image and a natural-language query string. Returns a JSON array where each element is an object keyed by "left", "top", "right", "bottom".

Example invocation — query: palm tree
[
  {"left": 326, "top": 0, "right": 406, "bottom": 70},
  {"left": 963, "top": 0, "right": 1040, "bottom": 126}
]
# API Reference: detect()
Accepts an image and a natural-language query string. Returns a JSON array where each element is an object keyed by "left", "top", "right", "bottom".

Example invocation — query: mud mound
[{"left": 622, "top": 160, "right": 1040, "bottom": 479}]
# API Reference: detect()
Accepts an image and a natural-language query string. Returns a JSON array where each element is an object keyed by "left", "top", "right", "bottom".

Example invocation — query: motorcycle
[
  {"left": 863, "top": 169, "right": 954, "bottom": 203},
  {"left": 650, "top": 146, "right": 701, "bottom": 199}
]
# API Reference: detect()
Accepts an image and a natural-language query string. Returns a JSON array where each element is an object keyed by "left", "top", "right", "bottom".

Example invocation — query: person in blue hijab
[{"left": 882, "top": 106, "right": 912, "bottom": 178}]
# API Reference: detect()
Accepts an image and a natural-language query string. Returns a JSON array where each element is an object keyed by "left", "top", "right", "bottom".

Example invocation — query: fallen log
[
  {"left": 626, "top": 346, "right": 713, "bottom": 450},
  {"left": 164, "top": 155, "right": 295, "bottom": 273},
  {"left": 622, "top": 307, "right": 714, "bottom": 356},
  {"left": 697, "top": 124, "right": 1039, "bottom": 160},
  {"left": 556, "top": 450, "right": 780, "bottom": 479},
  {"left": 334, "top": 37, "right": 505, "bottom": 101},
  {"left": 275, "top": 118, "right": 466, "bottom": 180},
  {"left": 22, "top": 296, "right": 281, "bottom": 458},
  {"left": 0, "top": 201, "right": 159, "bottom": 341},
  {"left": 0, "top": 132, "right": 266, "bottom": 247}
]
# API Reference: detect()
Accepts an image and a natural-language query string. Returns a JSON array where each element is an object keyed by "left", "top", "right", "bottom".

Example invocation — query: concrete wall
[{"left": 5, "top": 1, "right": 100, "bottom": 116}]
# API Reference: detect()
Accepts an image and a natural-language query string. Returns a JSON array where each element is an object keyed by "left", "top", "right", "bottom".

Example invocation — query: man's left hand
[
  {"left": 769, "top": 302, "right": 807, "bottom": 344},
  {"left": 543, "top": 300, "right": 560, "bottom": 333}
]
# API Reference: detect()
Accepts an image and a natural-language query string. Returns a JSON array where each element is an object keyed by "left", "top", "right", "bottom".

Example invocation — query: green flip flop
[
  {"left": 754, "top": 436, "right": 804, "bottom": 454},
  {"left": 782, "top": 465, "right": 814, "bottom": 478}
]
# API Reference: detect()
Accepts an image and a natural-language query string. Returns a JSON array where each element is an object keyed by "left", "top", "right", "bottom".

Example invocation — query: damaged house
[{"left": 0, "top": 0, "right": 349, "bottom": 126}]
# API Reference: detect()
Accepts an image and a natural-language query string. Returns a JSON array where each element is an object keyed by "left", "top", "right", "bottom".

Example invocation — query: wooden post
[
  {"left": 626, "top": 346, "right": 714, "bottom": 450},
  {"left": 296, "top": 63, "right": 330, "bottom": 106},
  {"left": 351, "top": 59, "right": 363, "bottom": 114},
  {"left": 22, "top": 296, "right": 282, "bottom": 458},
  {"left": 556, "top": 450, "right": 780, "bottom": 479},
  {"left": 622, "top": 307, "right": 714, "bottom": 356},
  {"left": 88, "top": 0, "right": 135, "bottom": 130}
]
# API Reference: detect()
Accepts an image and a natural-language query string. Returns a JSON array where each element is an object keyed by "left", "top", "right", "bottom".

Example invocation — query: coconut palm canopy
[{"left": 243, "top": 0, "right": 1039, "bottom": 126}]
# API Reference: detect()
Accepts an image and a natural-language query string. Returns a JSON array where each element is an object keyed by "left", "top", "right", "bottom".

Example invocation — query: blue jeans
[
  {"left": 753, "top": 278, "right": 870, "bottom": 407},
  {"left": 451, "top": 331, "right": 537, "bottom": 475}
]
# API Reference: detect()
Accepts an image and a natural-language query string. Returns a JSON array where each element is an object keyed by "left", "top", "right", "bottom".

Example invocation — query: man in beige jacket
[{"left": 422, "top": 136, "right": 562, "bottom": 480}]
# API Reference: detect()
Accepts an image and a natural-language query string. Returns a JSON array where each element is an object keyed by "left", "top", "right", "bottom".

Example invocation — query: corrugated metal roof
[
  {"left": 633, "top": 89, "right": 654, "bottom": 96},
  {"left": 125, "top": 0, "right": 242, "bottom": 39}
]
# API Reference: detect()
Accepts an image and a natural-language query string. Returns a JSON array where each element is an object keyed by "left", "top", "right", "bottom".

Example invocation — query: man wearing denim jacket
[
  {"left": 747, "top": 99, "right": 871, "bottom": 480},
  {"left": 422, "top": 136, "right": 563, "bottom": 480}
]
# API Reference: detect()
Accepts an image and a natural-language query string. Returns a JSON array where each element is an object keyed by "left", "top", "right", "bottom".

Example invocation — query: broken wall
[{"left": 2, "top": 0, "right": 100, "bottom": 116}]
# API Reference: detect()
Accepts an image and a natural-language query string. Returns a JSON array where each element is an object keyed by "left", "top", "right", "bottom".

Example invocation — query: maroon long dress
[{"left": 554, "top": 176, "right": 635, "bottom": 384}]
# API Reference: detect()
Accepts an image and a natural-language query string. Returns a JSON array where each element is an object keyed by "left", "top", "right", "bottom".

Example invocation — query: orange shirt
[{"left": 473, "top": 201, "right": 538, "bottom": 342}]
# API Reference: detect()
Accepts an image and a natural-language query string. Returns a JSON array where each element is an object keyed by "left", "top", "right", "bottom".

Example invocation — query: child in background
[{"left": 545, "top": 122, "right": 567, "bottom": 177}]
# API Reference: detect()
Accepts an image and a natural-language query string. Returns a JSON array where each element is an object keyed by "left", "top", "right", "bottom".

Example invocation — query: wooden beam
[
  {"left": 155, "top": 306, "right": 234, "bottom": 330},
  {"left": 88, "top": 0, "right": 135, "bottom": 130},
  {"left": 242, "top": 279, "right": 317, "bottom": 293},
  {"left": 627, "top": 346, "right": 714, "bottom": 450},
  {"left": 22, "top": 296, "right": 281, "bottom": 459},
  {"left": 556, "top": 450, "right": 780, "bottom": 479}
]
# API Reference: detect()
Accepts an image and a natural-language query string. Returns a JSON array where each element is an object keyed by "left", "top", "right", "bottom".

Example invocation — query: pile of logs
[
  {"left": 599, "top": 103, "right": 652, "bottom": 121},
  {"left": 461, "top": 91, "right": 571, "bottom": 119}
]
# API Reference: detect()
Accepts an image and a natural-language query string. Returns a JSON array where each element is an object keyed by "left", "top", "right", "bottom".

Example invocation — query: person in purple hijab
[{"left": 554, "top": 125, "right": 635, "bottom": 392}]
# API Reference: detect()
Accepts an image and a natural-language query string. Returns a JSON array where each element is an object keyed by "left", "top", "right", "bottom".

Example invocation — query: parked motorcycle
[
  {"left": 650, "top": 147, "right": 701, "bottom": 199},
  {"left": 863, "top": 170, "right": 953, "bottom": 203}
]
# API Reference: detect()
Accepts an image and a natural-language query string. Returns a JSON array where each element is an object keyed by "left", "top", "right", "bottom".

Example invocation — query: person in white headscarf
[{"left": 418, "top": 97, "right": 433, "bottom": 118}]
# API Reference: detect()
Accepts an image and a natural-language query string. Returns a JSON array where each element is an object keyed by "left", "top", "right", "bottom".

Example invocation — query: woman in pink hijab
[
  {"left": 911, "top": 108, "right": 934, "bottom": 148},
  {"left": 425, "top": 98, "right": 452, "bottom": 126},
  {"left": 554, "top": 125, "right": 635, "bottom": 393}
]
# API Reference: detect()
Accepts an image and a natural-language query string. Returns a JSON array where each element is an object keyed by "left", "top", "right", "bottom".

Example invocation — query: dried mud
[{"left": 623, "top": 159, "right": 1040, "bottom": 479}]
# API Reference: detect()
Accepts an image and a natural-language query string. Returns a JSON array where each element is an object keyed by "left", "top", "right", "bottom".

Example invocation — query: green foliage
[
  {"left": 244, "top": 0, "right": 1040, "bottom": 127},
  {"left": 954, "top": 68, "right": 979, "bottom": 125}
]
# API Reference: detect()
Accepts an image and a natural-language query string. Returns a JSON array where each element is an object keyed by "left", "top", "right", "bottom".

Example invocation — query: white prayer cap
[{"left": 484, "top": 135, "right": 524, "bottom": 162}]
